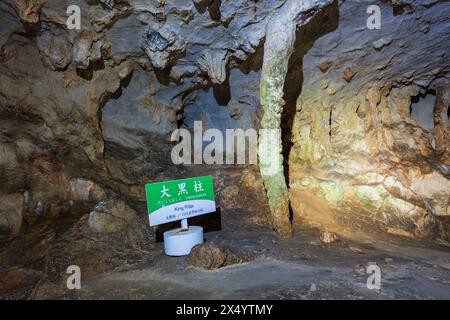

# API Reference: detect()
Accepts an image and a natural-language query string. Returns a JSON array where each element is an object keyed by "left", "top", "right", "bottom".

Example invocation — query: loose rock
[
  {"left": 320, "top": 231, "right": 340, "bottom": 244},
  {"left": 188, "top": 240, "right": 252, "bottom": 270}
]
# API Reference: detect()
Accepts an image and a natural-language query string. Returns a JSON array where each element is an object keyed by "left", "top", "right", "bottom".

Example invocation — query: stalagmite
[{"left": 258, "top": 0, "right": 333, "bottom": 236}]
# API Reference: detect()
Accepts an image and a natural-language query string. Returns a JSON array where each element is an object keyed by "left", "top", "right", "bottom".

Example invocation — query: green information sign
[{"left": 145, "top": 176, "right": 216, "bottom": 226}]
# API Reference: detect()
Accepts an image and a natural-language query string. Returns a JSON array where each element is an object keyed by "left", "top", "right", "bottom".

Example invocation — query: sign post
[{"left": 145, "top": 176, "right": 216, "bottom": 256}]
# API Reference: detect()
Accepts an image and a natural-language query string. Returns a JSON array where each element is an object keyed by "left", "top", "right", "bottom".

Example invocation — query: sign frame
[{"left": 145, "top": 175, "right": 216, "bottom": 227}]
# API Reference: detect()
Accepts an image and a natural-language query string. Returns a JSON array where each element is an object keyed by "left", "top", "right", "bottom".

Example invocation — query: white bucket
[{"left": 163, "top": 226, "right": 204, "bottom": 256}]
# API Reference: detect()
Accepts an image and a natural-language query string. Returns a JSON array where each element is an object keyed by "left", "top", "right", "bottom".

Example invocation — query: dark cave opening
[
  {"left": 212, "top": 73, "right": 231, "bottom": 106},
  {"left": 208, "top": 0, "right": 222, "bottom": 21},
  {"left": 75, "top": 58, "right": 106, "bottom": 81},
  {"left": 389, "top": 1, "right": 414, "bottom": 16}
]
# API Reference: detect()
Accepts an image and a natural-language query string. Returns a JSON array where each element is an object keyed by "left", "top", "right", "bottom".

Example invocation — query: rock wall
[
  {"left": 288, "top": 0, "right": 450, "bottom": 241},
  {"left": 0, "top": 0, "right": 281, "bottom": 240}
]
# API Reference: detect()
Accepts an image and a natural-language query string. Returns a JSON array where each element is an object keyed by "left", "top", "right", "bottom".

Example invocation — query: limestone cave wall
[{"left": 288, "top": 0, "right": 450, "bottom": 242}]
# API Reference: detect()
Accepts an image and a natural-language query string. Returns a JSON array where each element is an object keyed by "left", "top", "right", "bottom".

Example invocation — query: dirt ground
[
  {"left": 1, "top": 177, "right": 449, "bottom": 301},
  {"left": 25, "top": 226, "right": 450, "bottom": 300}
]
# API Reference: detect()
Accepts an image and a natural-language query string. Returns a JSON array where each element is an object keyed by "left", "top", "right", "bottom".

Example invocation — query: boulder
[
  {"left": 320, "top": 231, "right": 340, "bottom": 244},
  {"left": 188, "top": 240, "right": 252, "bottom": 270}
]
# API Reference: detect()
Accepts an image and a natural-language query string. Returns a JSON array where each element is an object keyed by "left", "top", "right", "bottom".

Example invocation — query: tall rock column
[{"left": 259, "top": 0, "right": 333, "bottom": 236}]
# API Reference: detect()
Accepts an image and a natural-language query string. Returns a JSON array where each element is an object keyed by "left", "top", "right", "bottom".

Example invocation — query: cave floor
[{"left": 31, "top": 228, "right": 450, "bottom": 300}]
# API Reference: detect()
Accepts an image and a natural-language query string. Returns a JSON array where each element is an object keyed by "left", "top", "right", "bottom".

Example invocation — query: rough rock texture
[
  {"left": 72, "top": 31, "right": 103, "bottom": 70},
  {"left": 141, "top": 24, "right": 186, "bottom": 70},
  {"left": 198, "top": 49, "right": 228, "bottom": 84},
  {"left": 68, "top": 178, "right": 106, "bottom": 203},
  {"left": 0, "top": 194, "right": 24, "bottom": 239},
  {"left": 88, "top": 199, "right": 137, "bottom": 234},
  {"left": 14, "top": 0, "right": 44, "bottom": 24},
  {"left": 320, "top": 231, "right": 340, "bottom": 244},
  {"left": 0, "top": 0, "right": 287, "bottom": 241},
  {"left": 188, "top": 239, "right": 254, "bottom": 269},
  {"left": 288, "top": 0, "right": 450, "bottom": 241},
  {"left": 44, "top": 212, "right": 154, "bottom": 282}
]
